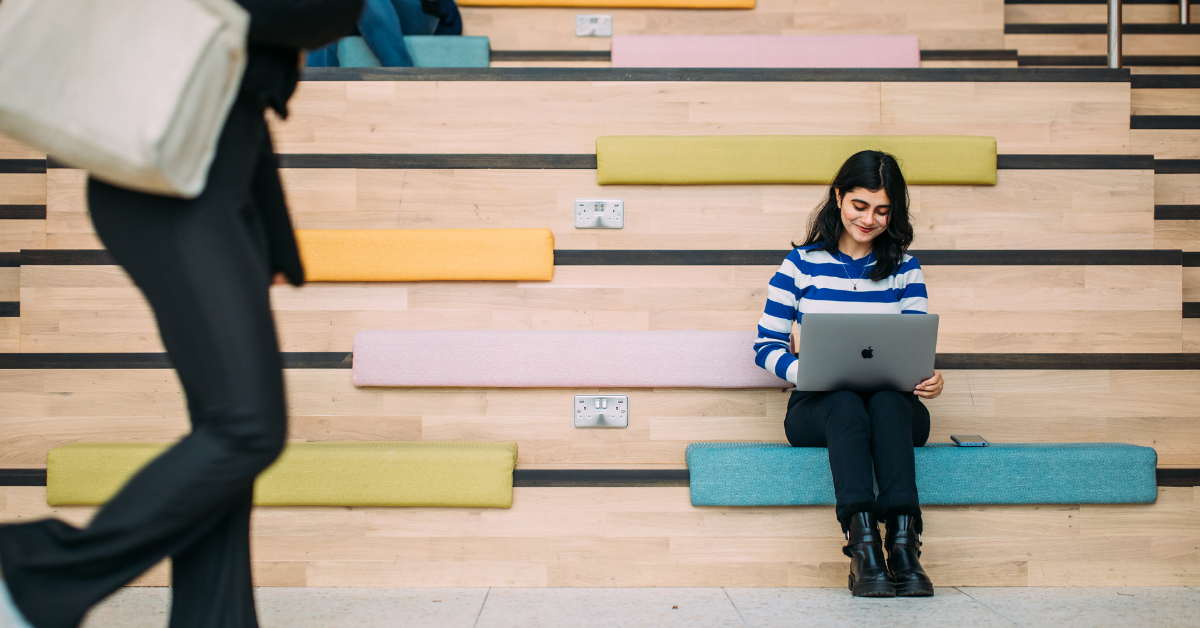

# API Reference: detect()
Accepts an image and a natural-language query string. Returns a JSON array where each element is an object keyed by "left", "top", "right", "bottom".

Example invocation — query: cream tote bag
[{"left": 0, "top": 0, "right": 249, "bottom": 198}]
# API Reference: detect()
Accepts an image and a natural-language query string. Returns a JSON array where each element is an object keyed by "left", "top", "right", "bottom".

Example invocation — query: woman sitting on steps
[{"left": 753, "top": 150, "right": 944, "bottom": 598}]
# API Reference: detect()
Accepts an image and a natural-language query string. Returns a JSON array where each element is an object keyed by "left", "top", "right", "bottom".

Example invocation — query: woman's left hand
[{"left": 914, "top": 369, "right": 944, "bottom": 399}]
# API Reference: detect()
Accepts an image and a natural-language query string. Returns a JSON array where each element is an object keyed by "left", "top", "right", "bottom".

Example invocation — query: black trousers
[
  {"left": 0, "top": 97, "right": 288, "bottom": 628},
  {"left": 785, "top": 390, "right": 931, "bottom": 532}
]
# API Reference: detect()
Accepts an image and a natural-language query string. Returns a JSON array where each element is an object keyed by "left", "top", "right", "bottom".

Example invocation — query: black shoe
[
  {"left": 843, "top": 512, "right": 895, "bottom": 597},
  {"left": 885, "top": 514, "right": 935, "bottom": 597}
]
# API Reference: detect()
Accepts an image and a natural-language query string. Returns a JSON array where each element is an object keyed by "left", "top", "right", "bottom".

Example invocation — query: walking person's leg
[
  {"left": 785, "top": 390, "right": 894, "bottom": 597},
  {"left": 866, "top": 391, "right": 934, "bottom": 597},
  {"left": 0, "top": 96, "right": 287, "bottom": 628}
]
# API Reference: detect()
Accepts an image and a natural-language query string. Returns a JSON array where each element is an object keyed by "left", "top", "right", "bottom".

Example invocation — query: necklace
[{"left": 836, "top": 253, "right": 869, "bottom": 291}]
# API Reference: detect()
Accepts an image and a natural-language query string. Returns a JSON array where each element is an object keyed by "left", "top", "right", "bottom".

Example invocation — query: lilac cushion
[
  {"left": 610, "top": 35, "right": 921, "bottom": 69},
  {"left": 352, "top": 330, "right": 790, "bottom": 388}
]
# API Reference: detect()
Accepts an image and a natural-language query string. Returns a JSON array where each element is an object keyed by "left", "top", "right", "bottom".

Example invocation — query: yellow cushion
[
  {"left": 46, "top": 441, "right": 519, "bottom": 508},
  {"left": 596, "top": 135, "right": 997, "bottom": 185},
  {"left": 295, "top": 228, "right": 555, "bottom": 282},
  {"left": 461, "top": 0, "right": 752, "bottom": 7}
]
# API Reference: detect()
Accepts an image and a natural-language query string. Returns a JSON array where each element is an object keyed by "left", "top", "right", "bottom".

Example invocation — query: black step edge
[
  {"left": 1007, "top": 24, "right": 1200, "bottom": 35},
  {"left": 300, "top": 67, "right": 1131, "bottom": 83},
  {"left": 1131, "top": 75, "right": 1200, "bottom": 89},
  {"left": 513, "top": 469, "right": 690, "bottom": 487},
  {"left": 0, "top": 205, "right": 47, "bottom": 220},
  {"left": 2, "top": 467, "right": 1196, "bottom": 487},
  {"left": 1156, "top": 159, "right": 1200, "bottom": 174},
  {"left": 0, "top": 353, "right": 352, "bottom": 369},
  {"left": 1154, "top": 205, "right": 1200, "bottom": 220},
  {"left": 0, "top": 159, "right": 46, "bottom": 174},
  {"left": 1131, "top": 115, "right": 1200, "bottom": 130},
  {"left": 1020, "top": 55, "right": 1200, "bottom": 67}
]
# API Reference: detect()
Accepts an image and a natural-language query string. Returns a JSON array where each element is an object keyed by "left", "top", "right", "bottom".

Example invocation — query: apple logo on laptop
[{"left": 861, "top": 346, "right": 874, "bottom": 359}]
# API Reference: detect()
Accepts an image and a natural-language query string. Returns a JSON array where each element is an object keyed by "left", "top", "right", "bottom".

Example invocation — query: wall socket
[
  {"left": 576, "top": 14, "right": 613, "bottom": 37},
  {"left": 575, "top": 199, "right": 623, "bottom": 229},
  {"left": 574, "top": 395, "right": 628, "bottom": 428}
]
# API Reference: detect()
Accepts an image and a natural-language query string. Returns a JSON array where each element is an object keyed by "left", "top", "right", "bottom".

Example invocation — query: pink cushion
[
  {"left": 610, "top": 35, "right": 921, "bottom": 69},
  {"left": 352, "top": 330, "right": 790, "bottom": 388}
]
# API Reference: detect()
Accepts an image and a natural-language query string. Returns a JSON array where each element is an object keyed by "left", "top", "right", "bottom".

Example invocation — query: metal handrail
[
  {"left": 1184, "top": 0, "right": 1191, "bottom": 26},
  {"left": 1108, "top": 0, "right": 1123, "bottom": 69}
]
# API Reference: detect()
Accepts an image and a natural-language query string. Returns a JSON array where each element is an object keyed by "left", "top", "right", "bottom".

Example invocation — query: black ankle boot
[
  {"left": 843, "top": 512, "right": 895, "bottom": 597},
  {"left": 885, "top": 514, "right": 934, "bottom": 597}
]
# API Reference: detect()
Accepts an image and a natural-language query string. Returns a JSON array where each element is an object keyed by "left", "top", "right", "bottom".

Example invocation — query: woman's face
[{"left": 837, "top": 187, "right": 891, "bottom": 247}]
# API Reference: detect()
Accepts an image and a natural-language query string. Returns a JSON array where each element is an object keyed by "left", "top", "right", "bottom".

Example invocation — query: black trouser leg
[
  {"left": 785, "top": 390, "right": 930, "bottom": 531},
  {"left": 169, "top": 491, "right": 258, "bottom": 628},
  {"left": 868, "top": 391, "right": 930, "bottom": 522},
  {"left": 0, "top": 98, "right": 285, "bottom": 628}
]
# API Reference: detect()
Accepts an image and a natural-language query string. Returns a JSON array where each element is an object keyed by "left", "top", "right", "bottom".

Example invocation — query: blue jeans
[{"left": 306, "top": 0, "right": 439, "bottom": 67}]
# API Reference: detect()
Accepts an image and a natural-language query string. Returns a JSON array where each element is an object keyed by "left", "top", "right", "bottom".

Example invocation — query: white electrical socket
[
  {"left": 576, "top": 14, "right": 613, "bottom": 37},
  {"left": 574, "top": 394, "right": 628, "bottom": 428},
  {"left": 574, "top": 199, "right": 623, "bottom": 229}
]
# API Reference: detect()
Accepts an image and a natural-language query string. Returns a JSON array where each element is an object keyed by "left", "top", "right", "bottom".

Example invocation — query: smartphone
[{"left": 951, "top": 434, "right": 989, "bottom": 447}]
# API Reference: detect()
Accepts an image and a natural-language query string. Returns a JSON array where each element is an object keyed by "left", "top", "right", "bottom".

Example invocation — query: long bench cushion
[
  {"left": 294, "top": 229, "right": 555, "bottom": 282},
  {"left": 596, "top": 135, "right": 998, "bottom": 185},
  {"left": 338, "top": 36, "right": 491, "bottom": 68},
  {"left": 459, "top": 0, "right": 753, "bottom": 7},
  {"left": 686, "top": 442, "right": 1158, "bottom": 506},
  {"left": 611, "top": 35, "right": 920, "bottom": 68},
  {"left": 47, "top": 441, "right": 519, "bottom": 507},
  {"left": 353, "top": 330, "right": 790, "bottom": 388}
]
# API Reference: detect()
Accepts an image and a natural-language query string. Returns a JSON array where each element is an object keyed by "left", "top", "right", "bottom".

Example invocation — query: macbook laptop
[{"left": 793, "top": 313, "right": 939, "bottom": 392}]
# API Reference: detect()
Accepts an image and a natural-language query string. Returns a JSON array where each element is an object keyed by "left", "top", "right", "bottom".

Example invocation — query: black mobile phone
[{"left": 951, "top": 434, "right": 988, "bottom": 447}]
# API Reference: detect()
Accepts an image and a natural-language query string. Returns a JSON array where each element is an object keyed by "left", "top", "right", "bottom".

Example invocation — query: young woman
[{"left": 753, "top": 150, "right": 944, "bottom": 598}]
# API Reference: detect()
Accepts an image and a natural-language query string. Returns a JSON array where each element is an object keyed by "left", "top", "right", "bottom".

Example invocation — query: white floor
[{"left": 80, "top": 586, "right": 1200, "bottom": 627}]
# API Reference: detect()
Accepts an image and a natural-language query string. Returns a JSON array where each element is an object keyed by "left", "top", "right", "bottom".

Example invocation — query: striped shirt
[{"left": 754, "top": 244, "right": 928, "bottom": 385}]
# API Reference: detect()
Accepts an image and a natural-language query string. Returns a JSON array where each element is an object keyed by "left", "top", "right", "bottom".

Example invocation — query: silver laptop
[{"left": 794, "top": 313, "right": 939, "bottom": 392}]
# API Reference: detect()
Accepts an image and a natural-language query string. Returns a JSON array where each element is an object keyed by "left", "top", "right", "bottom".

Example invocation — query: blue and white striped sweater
[{"left": 754, "top": 244, "right": 928, "bottom": 385}]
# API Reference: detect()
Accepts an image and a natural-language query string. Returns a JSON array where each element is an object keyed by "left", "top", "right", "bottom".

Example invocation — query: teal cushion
[
  {"left": 404, "top": 36, "right": 490, "bottom": 68},
  {"left": 686, "top": 442, "right": 1158, "bottom": 506},
  {"left": 337, "top": 36, "right": 381, "bottom": 68}
]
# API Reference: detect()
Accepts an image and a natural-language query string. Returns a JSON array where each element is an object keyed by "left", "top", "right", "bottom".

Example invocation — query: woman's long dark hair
[{"left": 795, "top": 150, "right": 914, "bottom": 282}]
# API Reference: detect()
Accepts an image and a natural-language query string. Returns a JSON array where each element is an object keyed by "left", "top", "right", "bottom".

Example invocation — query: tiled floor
[{"left": 81, "top": 586, "right": 1200, "bottom": 627}]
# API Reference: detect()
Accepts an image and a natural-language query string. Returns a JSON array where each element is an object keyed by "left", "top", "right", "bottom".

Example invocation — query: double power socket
[
  {"left": 574, "top": 395, "right": 628, "bottom": 428},
  {"left": 574, "top": 199, "right": 624, "bottom": 229}
]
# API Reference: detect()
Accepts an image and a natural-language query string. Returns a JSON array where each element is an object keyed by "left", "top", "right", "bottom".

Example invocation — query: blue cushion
[
  {"left": 686, "top": 442, "right": 1158, "bottom": 506},
  {"left": 404, "top": 36, "right": 490, "bottom": 68},
  {"left": 338, "top": 36, "right": 382, "bottom": 68}
]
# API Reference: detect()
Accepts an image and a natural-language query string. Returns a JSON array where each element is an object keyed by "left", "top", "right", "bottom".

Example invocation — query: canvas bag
[{"left": 0, "top": 0, "right": 249, "bottom": 198}]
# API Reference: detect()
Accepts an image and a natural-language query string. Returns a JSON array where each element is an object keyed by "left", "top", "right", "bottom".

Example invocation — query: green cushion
[
  {"left": 405, "top": 36, "right": 491, "bottom": 68},
  {"left": 337, "top": 36, "right": 382, "bottom": 68},
  {"left": 596, "top": 135, "right": 998, "bottom": 185},
  {"left": 46, "top": 441, "right": 518, "bottom": 507}
]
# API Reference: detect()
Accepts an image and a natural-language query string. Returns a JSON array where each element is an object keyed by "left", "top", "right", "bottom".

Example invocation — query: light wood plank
[
  {"left": 1132, "top": 89, "right": 1200, "bottom": 116},
  {"left": 1005, "top": 5, "right": 1199, "bottom": 24},
  {"left": 271, "top": 81, "right": 1131, "bottom": 155},
  {"left": 1155, "top": 219, "right": 1200, "bottom": 251},
  {"left": 275, "top": 168, "right": 1156, "bottom": 251},
  {"left": 1004, "top": 34, "right": 1200, "bottom": 57},
  {"left": 1133, "top": 129, "right": 1200, "bottom": 160},
  {"left": 0, "top": 220, "right": 45, "bottom": 253},
  {"left": 17, "top": 264, "right": 1182, "bottom": 353},
  {"left": 463, "top": 0, "right": 1004, "bottom": 52},
  {"left": 1156, "top": 173, "right": 1200, "bottom": 205},
  {"left": 3, "top": 369, "right": 1200, "bottom": 467},
  {"left": 28, "top": 168, "right": 1156, "bottom": 252},
  {"left": 0, "top": 135, "right": 43, "bottom": 160},
  {"left": 1, "top": 486, "right": 1194, "bottom": 587},
  {"left": 0, "top": 173, "right": 46, "bottom": 205}
]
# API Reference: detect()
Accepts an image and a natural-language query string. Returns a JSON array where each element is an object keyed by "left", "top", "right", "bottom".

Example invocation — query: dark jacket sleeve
[
  {"left": 237, "top": 0, "right": 364, "bottom": 50},
  {"left": 434, "top": 0, "right": 462, "bottom": 35}
]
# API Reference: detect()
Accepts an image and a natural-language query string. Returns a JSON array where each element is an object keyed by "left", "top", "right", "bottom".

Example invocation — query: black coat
[{"left": 233, "top": 0, "right": 363, "bottom": 285}]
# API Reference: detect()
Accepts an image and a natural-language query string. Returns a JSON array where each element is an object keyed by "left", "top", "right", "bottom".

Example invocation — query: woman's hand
[
  {"left": 272, "top": 272, "right": 289, "bottom": 286},
  {"left": 914, "top": 369, "right": 944, "bottom": 399}
]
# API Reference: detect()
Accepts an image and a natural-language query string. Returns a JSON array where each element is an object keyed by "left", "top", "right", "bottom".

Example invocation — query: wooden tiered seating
[
  {"left": 1005, "top": 0, "right": 1200, "bottom": 73},
  {"left": 1, "top": 62, "right": 1198, "bottom": 588}
]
